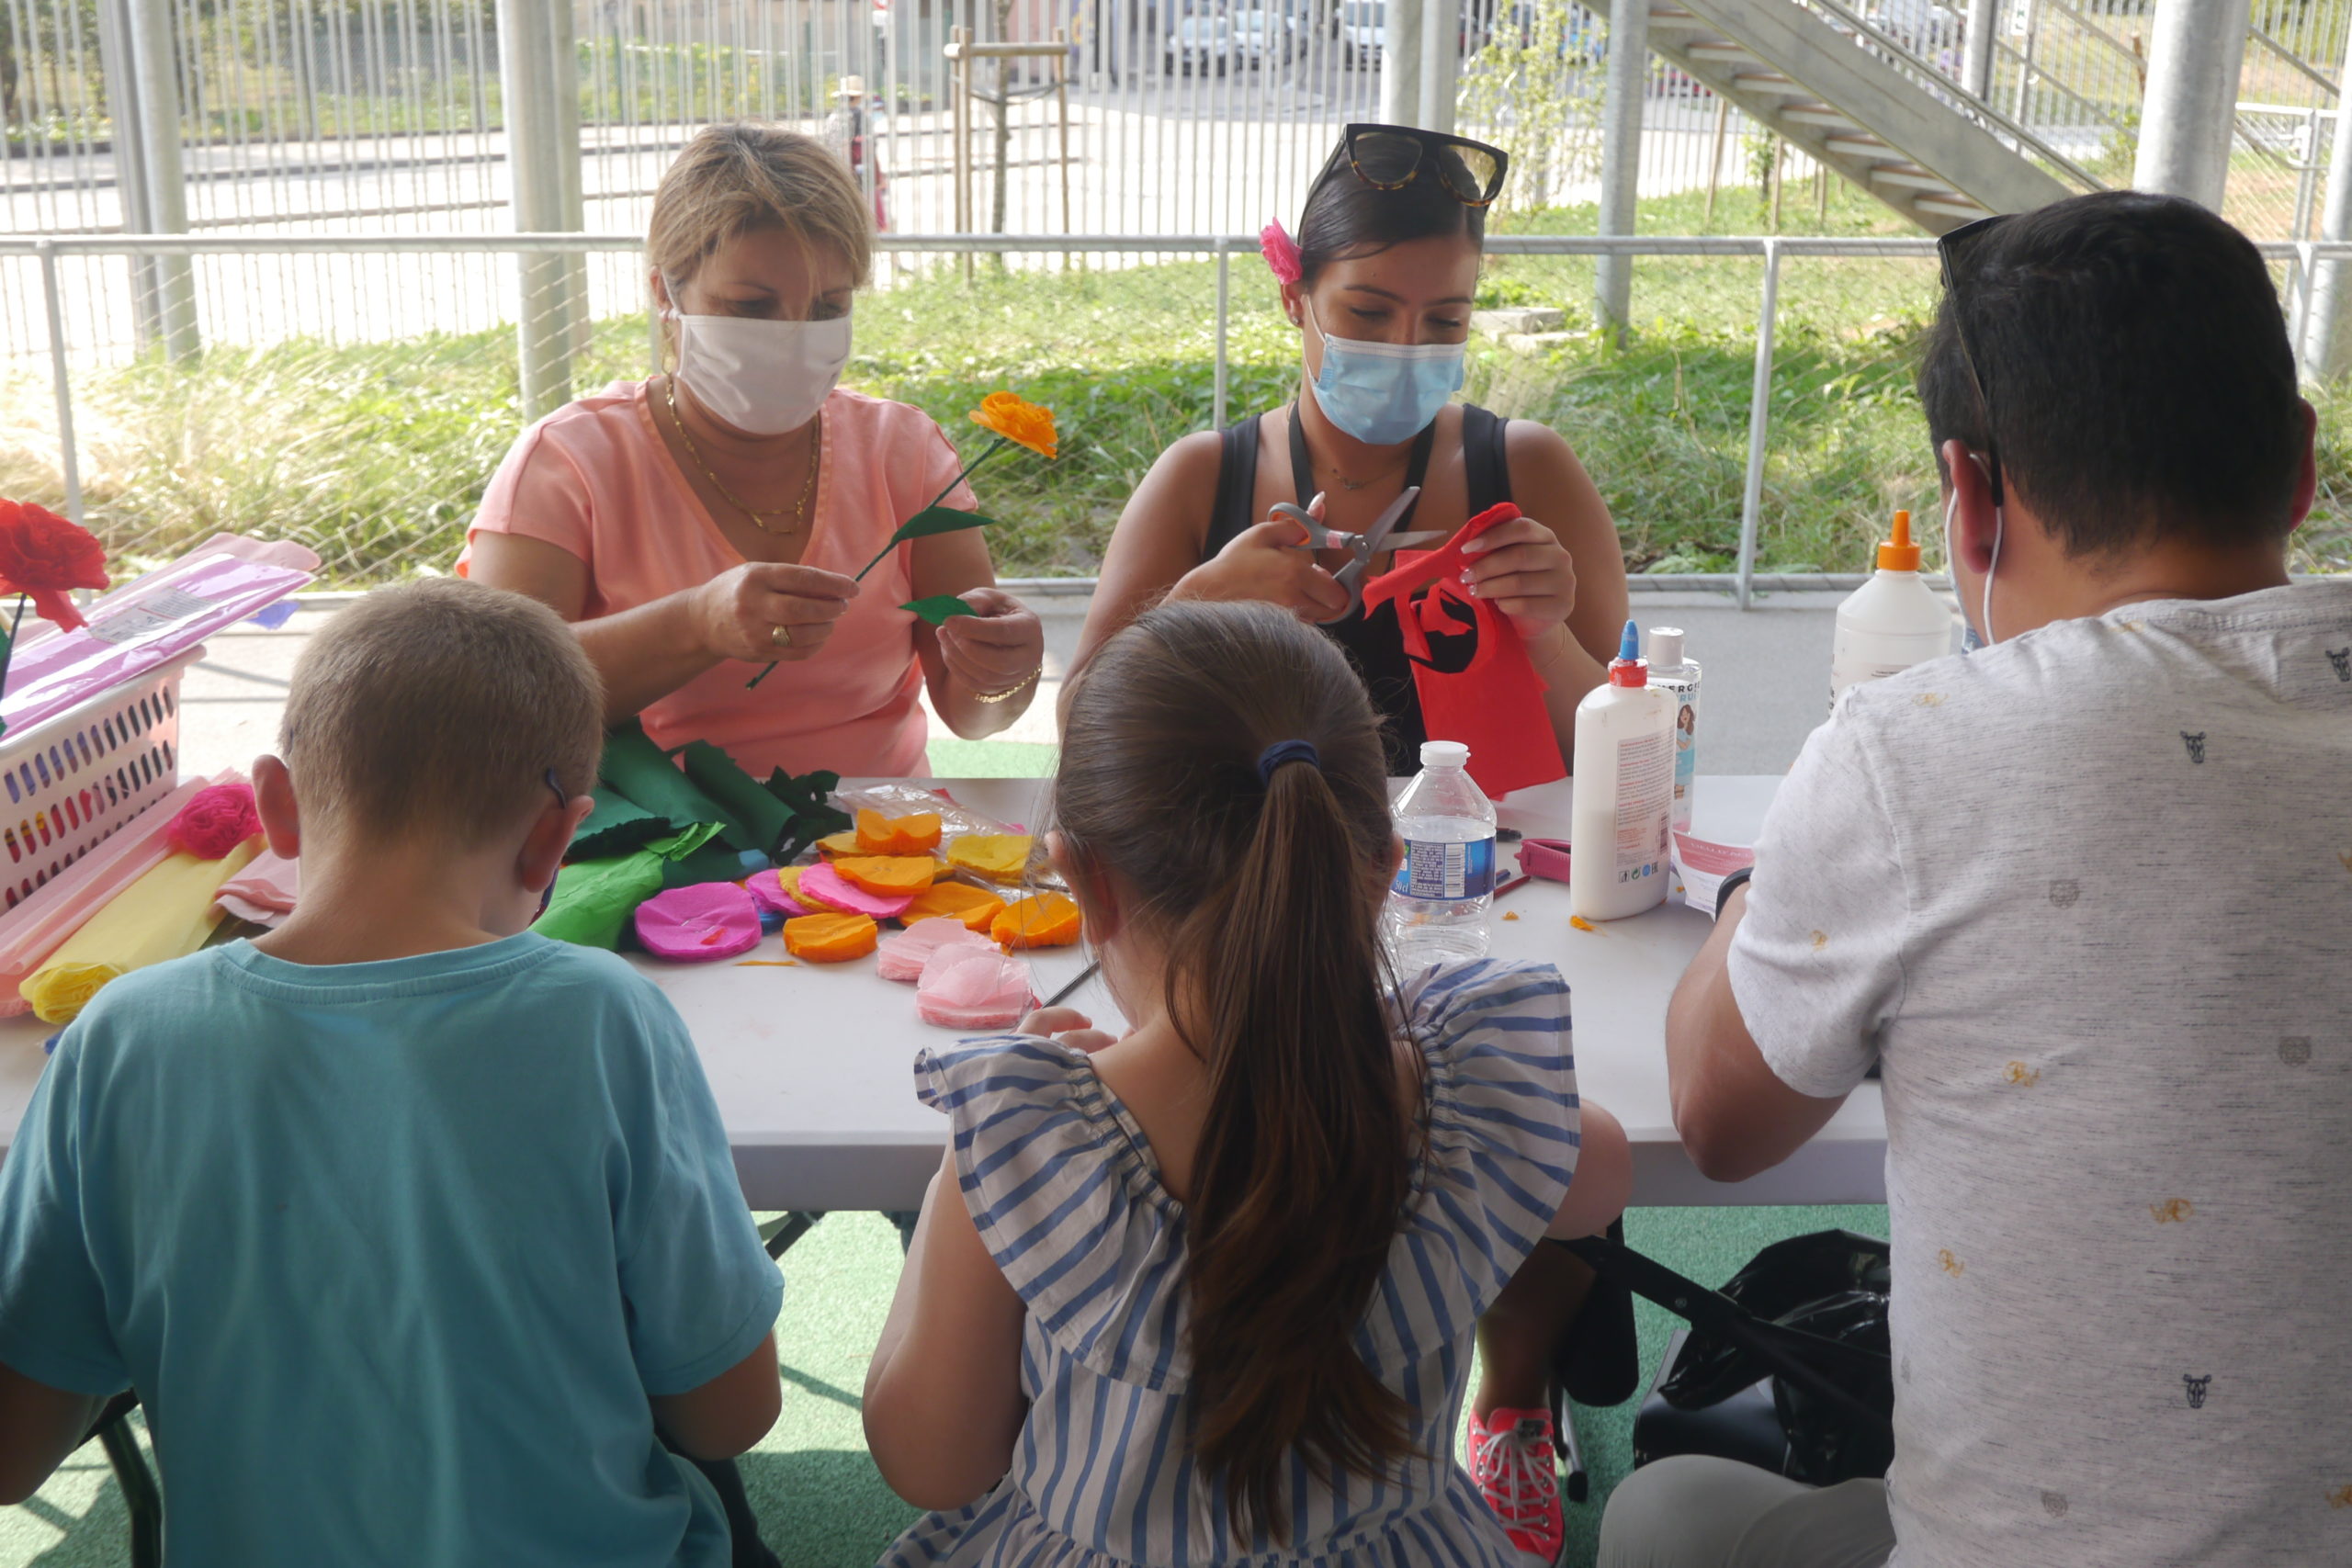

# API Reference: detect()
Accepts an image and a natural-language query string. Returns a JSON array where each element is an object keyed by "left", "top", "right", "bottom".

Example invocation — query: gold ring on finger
[{"left": 771, "top": 624, "right": 795, "bottom": 649}]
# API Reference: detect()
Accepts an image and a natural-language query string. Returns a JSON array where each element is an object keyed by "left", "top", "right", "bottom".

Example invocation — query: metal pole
[
  {"left": 1736, "top": 240, "right": 1781, "bottom": 610},
  {"left": 1381, "top": 0, "right": 1423, "bottom": 129},
  {"left": 2301, "top": 27, "right": 2352, "bottom": 377},
  {"left": 94, "top": 0, "right": 163, "bottom": 353},
  {"left": 126, "top": 0, "right": 198, "bottom": 361},
  {"left": 38, "top": 243, "right": 85, "bottom": 530},
  {"left": 1214, "top": 238, "right": 1229, "bottom": 430},
  {"left": 551, "top": 0, "right": 591, "bottom": 357},
  {"left": 2009, "top": 0, "right": 2037, "bottom": 125},
  {"left": 1597, "top": 0, "right": 1650, "bottom": 334},
  {"left": 497, "top": 0, "right": 576, "bottom": 420},
  {"left": 1418, "top": 0, "right": 1456, "bottom": 134},
  {"left": 1704, "top": 94, "right": 1729, "bottom": 227},
  {"left": 2132, "top": 0, "right": 2253, "bottom": 210},
  {"left": 1962, "top": 0, "right": 1996, "bottom": 99}
]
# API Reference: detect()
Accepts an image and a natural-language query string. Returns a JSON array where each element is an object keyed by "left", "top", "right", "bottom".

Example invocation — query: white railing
[{"left": 5, "top": 227, "right": 2343, "bottom": 605}]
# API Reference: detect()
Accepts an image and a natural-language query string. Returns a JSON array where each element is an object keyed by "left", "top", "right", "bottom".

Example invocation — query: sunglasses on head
[
  {"left": 1936, "top": 212, "right": 2012, "bottom": 509},
  {"left": 1314, "top": 124, "right": 1510, "bottom": 209}
]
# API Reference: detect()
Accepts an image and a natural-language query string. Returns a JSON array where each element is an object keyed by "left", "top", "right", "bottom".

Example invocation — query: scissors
[{"left": 1272, "top": 485, "right": 1450, "bottom": 619}]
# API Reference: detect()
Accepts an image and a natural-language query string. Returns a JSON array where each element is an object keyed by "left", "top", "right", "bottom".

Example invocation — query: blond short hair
[
  {"left": 648, "top": 123, "right": 874, "bottom": 295},
  {"left": 278, "top": 580, "right": 603, "bottom": 849}
]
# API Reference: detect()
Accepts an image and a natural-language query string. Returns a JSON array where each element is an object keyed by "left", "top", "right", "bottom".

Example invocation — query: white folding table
[{"left": 0, "top": 774, "right": 1887, "bottom": 1210}]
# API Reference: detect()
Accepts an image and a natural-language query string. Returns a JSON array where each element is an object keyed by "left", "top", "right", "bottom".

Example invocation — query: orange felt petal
[
  {"left": 834, "top": 855, "right": 939, "bottom": 897},
  {"left": 991, "top": 892, "right": 1081, "bottom": 950},
  {"left": 902, "top": 881, "right": 1008, "bottom": 932},
  {"left": 783, "top": 912, "right": 879, "bottom": 962}
]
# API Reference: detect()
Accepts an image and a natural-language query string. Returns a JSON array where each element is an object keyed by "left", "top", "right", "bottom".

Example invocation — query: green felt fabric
[
  {"left": 662, "top": 843, "right": 762, "bottom": 891},
  {"left": 535, "top": 823, "right": 727, "bottom": 949},
  {"left": 571, "top": 785, "right": 673, "bottom": 861},
  {"left": 678, "top": 741, "right": 796, "bottom": 861},
  {"left": 600, "top": 721, "right": 755, "bottom": 852}
]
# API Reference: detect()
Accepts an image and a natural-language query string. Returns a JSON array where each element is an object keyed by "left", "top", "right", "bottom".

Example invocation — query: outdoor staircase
[{"left": 1647, "top": 0, "right": 2084, "bottom": 233}]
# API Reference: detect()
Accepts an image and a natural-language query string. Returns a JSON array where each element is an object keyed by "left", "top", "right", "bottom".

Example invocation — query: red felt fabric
[{"left": 1357, "top": 502, "right": 1567, "bottom": 799}]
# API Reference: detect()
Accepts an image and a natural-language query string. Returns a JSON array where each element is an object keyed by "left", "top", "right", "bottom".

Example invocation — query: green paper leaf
[
  {"left": 901, "top": 595, "right": 979, "bottom": 626},
  {"left": 763, "top": 768, "right": 852, "bottom": 862},
  {"left": 854, "top": 506, "right": 1001, "bottom": 581}
]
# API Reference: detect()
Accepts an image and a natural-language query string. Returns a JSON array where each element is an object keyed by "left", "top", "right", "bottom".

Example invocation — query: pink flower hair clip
[{"left": 1260, "top": 220, "right": 1303, "bottom": 286}]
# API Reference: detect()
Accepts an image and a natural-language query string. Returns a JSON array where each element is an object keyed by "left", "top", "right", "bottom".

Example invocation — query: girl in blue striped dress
[{"left": 864, "top": 600, "right": 1631, "bottom": 1568}]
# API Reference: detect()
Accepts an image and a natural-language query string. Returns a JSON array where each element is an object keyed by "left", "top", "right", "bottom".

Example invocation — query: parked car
[
  {"left": 1166, "top": 2, "right": 1238, "bottom": 73},
  {"left": 1340, "top": 0, "right": 1382, "bottom": 67},
  {"left": 1229, "top": 6, "right": 1297, "bottom": 65}
]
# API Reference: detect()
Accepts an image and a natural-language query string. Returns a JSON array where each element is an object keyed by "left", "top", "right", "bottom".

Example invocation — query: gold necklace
[
  {"left": 1328, "top": 451, "right": 1414, "bottom": 491},
  {"left": 663, "top": 375, "right": 819, "bottom": 536}
]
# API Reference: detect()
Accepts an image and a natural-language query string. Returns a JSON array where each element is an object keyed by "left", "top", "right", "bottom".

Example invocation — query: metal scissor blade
[{"left": 1355, "top": 485, "right": 1425, "bottom": 555}]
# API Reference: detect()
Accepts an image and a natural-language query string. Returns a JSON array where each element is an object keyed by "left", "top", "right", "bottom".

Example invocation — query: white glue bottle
[
  {"left": 1830, "top": 509, "right": 1951, "bottom": 707},
  {"left": 1569, "top": 620, "right": 1676, "bottom": 922},
  {"left": 1645, "top": 626, "right": 1702, "bottom": 833}
]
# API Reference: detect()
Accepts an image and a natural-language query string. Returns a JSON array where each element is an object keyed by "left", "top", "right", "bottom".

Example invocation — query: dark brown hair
[
  {"left": 1054, "top": 601, "right": 1417, "bottom": 1543},
  {"left": 1296, "top": 137, "right": 1487, "bottom": 285},
  {"left": 280, "top": 578, "right": 602, "bottom": 848}
]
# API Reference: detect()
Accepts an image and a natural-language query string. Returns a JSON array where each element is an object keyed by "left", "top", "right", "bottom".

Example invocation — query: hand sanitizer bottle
[
  {"left": 1569, "top": 621, "right": 1676, "bottom": 922},
  {"left": 1645, "top": 627, "right": 1701, "bottom": 832},
  {"left": 1830, "top": 509, "right": 1952, "bottom": 708}
]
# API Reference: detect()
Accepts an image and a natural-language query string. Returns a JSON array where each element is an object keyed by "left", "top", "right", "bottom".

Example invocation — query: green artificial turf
[{"left": 1, "top": 1203, "right": 1885, "bottom": 1567}]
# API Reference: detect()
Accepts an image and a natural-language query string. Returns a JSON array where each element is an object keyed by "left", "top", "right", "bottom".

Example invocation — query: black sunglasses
[
  {"left": 1314, "top": 124, "right": 1510, "bottom": 209},
  {"left": 1936, "top": 212, "right": 2012, "bottom": 510}
]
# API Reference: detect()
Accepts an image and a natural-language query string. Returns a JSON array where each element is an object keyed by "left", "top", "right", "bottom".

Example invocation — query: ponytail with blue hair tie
[{"left": 1256, "top": 739, "right": 1321, "bottom": 784}]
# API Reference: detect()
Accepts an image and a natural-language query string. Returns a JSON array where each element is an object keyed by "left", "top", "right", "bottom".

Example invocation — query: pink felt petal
[
  {"left": 745, "top": 868, "right": 812, "bottom": 916},
  {"left": 797, "top": 862, "right": 915, "bottom": 919},
  {"left": 634, "top": 881, "right": 762, "bottom": 962},
  {"left": 916, "top": 947, "right": 1036, "bottom": 1029},
  {"left": 876, "top": 920, "right": 991, "bottom": 984}
]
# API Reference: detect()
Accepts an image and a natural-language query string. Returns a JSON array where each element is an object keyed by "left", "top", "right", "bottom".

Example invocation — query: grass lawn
[{"left": 5, "top": 183, "right": 2348, "bottom": 582}]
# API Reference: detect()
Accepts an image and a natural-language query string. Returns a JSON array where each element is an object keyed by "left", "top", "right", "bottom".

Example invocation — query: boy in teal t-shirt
[{"left": 0, "top": 580, "right": 783, "bottom": 1565}]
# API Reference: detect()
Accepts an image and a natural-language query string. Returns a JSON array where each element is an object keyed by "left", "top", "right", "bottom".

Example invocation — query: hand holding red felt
[
  {"left": 1359, "top": 502, "right": 1567, "bottom": 799},
  {"left": 1460, "top": 512, "right": 1579, "bottom": 641}
]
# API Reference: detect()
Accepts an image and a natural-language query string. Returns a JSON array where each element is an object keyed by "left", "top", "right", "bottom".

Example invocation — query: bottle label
[
  {"left": 1394, "top": 835, "right": 1496, "bottom": 901},
  {"left": 1614, "top": 730, "right": 1672, "bottom": 884}
]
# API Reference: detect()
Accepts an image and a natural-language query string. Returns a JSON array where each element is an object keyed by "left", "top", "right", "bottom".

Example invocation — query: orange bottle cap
[{"left": 1878, "top": 509, "right": 1921, "bottom": 571}]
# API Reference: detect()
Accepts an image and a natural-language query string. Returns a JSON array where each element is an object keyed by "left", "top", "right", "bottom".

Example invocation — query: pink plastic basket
[{"left": 0, "top": 648, "right": 197, "bottom": 913}]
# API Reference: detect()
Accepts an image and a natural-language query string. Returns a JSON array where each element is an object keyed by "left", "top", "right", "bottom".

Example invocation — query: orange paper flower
[{"left": 969, "top": 391, "right": 1057, "bottom": 460}]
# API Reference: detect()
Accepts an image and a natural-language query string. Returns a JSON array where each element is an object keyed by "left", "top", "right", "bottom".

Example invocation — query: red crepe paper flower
[
  {"left": 166, "top": 782, "right": 262, "bottom": 859},
  {"left": 0, "top": 499, "right": 108, "bottom": 632},
  {"left": 1260, "top": 220, "right": 1303, "bottom": 286}
]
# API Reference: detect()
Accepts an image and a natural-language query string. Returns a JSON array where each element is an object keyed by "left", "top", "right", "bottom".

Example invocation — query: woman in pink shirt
[{"left": 464, "top": 124, "right": 1045, "bottom": 777}]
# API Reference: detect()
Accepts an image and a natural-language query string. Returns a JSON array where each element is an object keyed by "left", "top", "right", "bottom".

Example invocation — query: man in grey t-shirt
[{"left": 1601, "top": 195, "right": 2352, "bottom": 1568}]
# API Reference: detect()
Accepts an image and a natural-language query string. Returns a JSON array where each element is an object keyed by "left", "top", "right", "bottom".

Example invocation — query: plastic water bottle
[{"left": 1382, "top": 739, "right": 1497, "bottom": 976}]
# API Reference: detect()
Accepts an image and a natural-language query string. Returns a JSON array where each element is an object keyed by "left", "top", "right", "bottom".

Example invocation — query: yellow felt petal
[{"left": 24, "top": 841, "right": 261, "bottom": 1024}]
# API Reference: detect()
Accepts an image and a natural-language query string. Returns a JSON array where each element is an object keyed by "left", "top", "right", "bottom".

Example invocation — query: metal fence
[{"left": 4, "top": 227, "right": 2347, "bottom": 602}]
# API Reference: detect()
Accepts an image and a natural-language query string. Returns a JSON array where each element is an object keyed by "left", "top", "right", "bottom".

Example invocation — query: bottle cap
[
  {"left": 1608, "top": 618, "right": 1647, "bottom": 687},
  {"left": 1419, "top": 739, "right": 1469, "bottom": 770},
  {"left": 1647, "top": 626, "right": 1685, "bottom": 669},
  {"left": 1877, "top": 509, "right": 1922, "bottom": 571}
]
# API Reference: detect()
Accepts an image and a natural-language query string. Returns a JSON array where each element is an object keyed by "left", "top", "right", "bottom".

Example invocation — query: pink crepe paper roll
[
  {"left": 744, "top": 868, "right": 812, "bottom": 917},
  {"left": 634, "top": 881, "right": 762, "bottom": 962},
  {"left": 876, "top": 919, "right": 991, "bottom": 984},
  {"left": 916, "top": 946, "right": 1036, "bottom": 1030},
  {"left": 215, "top": 848, "right": 298, "bottom": 926},
  {"left": 797, "top": 862, "right": 915, "bottom": 919},
  {"left": 166, "top": 782, "right": 262, "bottom": 860}
]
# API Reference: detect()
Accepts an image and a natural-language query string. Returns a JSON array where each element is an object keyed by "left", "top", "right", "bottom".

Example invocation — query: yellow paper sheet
[{"left": 23, "top": 841, "right": 261, "bottom": 1024}]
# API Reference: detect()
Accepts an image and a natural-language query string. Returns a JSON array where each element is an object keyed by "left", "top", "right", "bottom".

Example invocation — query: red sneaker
[{"left": 1466, "top": 1405, "right": 1562, "bottom": 1563}]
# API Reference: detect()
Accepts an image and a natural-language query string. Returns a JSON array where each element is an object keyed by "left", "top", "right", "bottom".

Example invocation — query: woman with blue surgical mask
[{"left": 1075, "top": 124, "right": 1629, "bottom": 773}]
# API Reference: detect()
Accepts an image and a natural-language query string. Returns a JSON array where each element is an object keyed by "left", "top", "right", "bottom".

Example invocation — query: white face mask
[{"left": 666, "top": 294, "right": 852, "bottom": 436}]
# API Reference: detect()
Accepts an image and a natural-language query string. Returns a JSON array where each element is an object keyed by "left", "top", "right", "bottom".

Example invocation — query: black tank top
[{"left": 1204, "top": 404, "right": 1514, "bottom": 773}]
